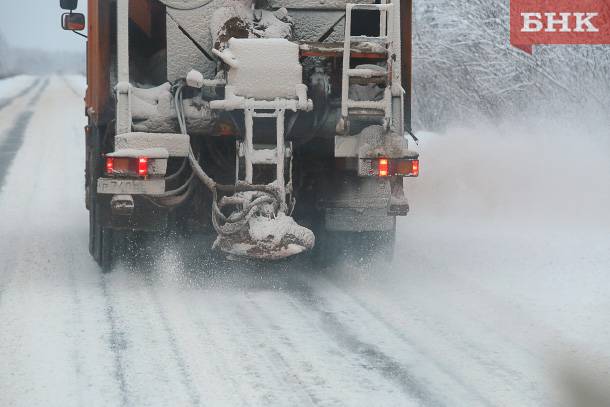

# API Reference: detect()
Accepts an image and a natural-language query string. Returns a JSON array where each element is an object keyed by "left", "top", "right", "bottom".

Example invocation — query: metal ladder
[
  {"left": 340, "top": 1, "right": 396, "bottom": 131},
  {"left": 239, "top": 108, "right": 290, "bottom": 206}
]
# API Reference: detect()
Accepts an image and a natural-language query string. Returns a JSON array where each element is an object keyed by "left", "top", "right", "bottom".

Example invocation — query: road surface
[{"left": 0, "top": 76, "right": 609, "bottom": 406}]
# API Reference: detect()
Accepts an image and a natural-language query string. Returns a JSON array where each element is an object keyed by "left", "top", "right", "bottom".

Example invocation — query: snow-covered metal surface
[
  {"left": 290, "top": 11, "right": 346, "bottom": 42},
  {"left": 130, "top": 83, "right": 215, "bottom": 135},
  {"left": 167, "top": 0, "right": 299, "bottom": 82},
  {"left": 322, "top": 176, "right": 393, "bottom": 231},
  {"left": 165, "top": 0, "right": 369, "bottom": 82},
  {"left": 268, "top": 0, "right": 373, "bottom": 8},
  {"left": 352, "top": 124, "right": 413, "bottom": 159},
  {"left": 115, "top": 0, "right": 131, "bottom": 135},
  {"left": 107, "top": 148, "right": 169, "bottom": 159},
  {"left": 219, "top": 38, "right": 303, "bottom": 100},
  {"left": 2, "top": 77, "right": 610, "bottom": 406},
  {"left": 166, "top": 2, "right": 219, "bottom": 82},
  {"left": 209, "top": 87, "right": 312, "bottom": 111},
  {"left": 115, "top": 132, "right": 191, "bottom": 157},
  {"left": 216, "top": 212, "right": 316, "bottom": 260}
]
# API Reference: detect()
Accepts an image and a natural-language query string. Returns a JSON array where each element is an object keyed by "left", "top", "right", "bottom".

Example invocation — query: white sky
[{"left": 0, "top": 0, "right": 87, "bottom": 52}]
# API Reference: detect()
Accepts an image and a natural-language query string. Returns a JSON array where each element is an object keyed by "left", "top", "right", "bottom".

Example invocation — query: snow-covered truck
[{"left": 60, "top": 0, "right": 419, "bottom": 270}]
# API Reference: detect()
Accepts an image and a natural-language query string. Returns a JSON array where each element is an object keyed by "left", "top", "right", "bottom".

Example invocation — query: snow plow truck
[{"left": 60, "top": 0, "right": 419, "bottom": 270}]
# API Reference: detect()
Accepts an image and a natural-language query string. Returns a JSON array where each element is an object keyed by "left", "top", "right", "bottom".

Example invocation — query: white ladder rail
[
  {"left": 380, "top": 0, "right": 388, "bottom": 39},
  {"left": 242, "top": 108, "right": 287, "bottom": 203},
  {"left": 341, "top": 4, "right": 353, "bottom": 122},
  {"left": 275, "top": 109, "right": 286, "bottom": 200},
  {"left": 341, "top": 2, "right": 395, "bottom": 131}
]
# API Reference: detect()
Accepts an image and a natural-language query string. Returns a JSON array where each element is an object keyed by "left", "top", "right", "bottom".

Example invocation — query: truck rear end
[{"left": 63, "top": 0, "right": 418, "bottom": 270}]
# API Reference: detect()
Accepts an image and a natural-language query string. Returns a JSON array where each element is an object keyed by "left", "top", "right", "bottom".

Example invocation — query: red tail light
[
  {"left": 105, "top": 156, "right": 149, "bottom": 177},
  {"left": 106, "top": 157, "right": 114, "bottom": 174},
  {"left": 138, "top": 157, "right": 148, "bottom": 177},
  {"left": 359, "top": 158, "right": 420, "bottom": 177},
  {"left": 379, "top": 159, "right": 389, "bottom": 177}
]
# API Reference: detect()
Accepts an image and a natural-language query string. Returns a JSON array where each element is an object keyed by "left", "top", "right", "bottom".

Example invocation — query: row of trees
[
  {"left": 0, "top": 32, "right": 85, "bottom": 79},
  {"left": 411, "top": 0, "right": 610, "bottom": 130},
  {"left": 0, "top": 33, "right": 13, "bottom": 78}
]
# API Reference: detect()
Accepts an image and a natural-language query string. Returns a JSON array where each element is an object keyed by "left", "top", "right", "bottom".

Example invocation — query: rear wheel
[
  {"left": 91, "top": 198, "right": 138, "bottom": 272},
  {"left": 87, "top": 123, "right": 119, "bottom": 273},
  {"left": 98, "top": 222, "right": 116, "bottom": 272}
]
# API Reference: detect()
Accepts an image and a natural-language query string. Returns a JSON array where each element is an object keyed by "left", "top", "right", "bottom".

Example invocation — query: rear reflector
[{"left": 359, "top": 158, "right": 420, "bottom": 177}]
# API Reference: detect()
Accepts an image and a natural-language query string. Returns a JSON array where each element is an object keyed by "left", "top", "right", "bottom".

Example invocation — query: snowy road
[{"left": 1, "top": 76, "right": 609, "bottom": 406}]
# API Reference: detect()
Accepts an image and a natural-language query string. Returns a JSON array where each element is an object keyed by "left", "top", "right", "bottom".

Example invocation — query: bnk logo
[
  {"left": 521, "top": 13, "right": 599, "bottom": 33},
  {"left": 510, "top": 0, "right": 610, "bottom": 53}
]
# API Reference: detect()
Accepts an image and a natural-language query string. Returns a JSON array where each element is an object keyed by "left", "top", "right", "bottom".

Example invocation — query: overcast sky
[{"left": 0, "top": 0, "right": 87, "bottom": 52}]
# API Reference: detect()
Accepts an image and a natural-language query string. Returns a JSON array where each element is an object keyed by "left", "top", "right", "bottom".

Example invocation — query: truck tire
[
  {"left": 98, "top": 216, "right": 116, "bottom": 272},
  {"left": 87, "top": 123, "right": 118, "bottom": 273}
]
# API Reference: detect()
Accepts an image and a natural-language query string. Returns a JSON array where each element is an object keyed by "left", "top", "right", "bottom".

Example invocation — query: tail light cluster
[
  {"left": 359, "top": 158, "right": 419, "bottom": 177},
  {"left": 105, "top": 156, "right": 149, "bottom": 178}
]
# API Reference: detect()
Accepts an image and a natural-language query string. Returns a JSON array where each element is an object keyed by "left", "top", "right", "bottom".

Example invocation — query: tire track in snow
[
  {"left": 181, "top": 301, "right": 255, "bottom": 406},
  {"left": 145, "top": 284, "right": 204, "bottom": 407},
  {"left": 0, "top": 77, "right": 41, "bottom": 113},
  {"left": 0, "top": 78, "right": 48, "bottom": 305},
  {"left": 325, "top": 268, "right": 557, "bottom": 405},
  {"left": 60, "top": 75, "right": 85, "bottom": 99},
  {"left": 99, "top": 276, "right": 131, "bottom": 407},
  {"left": 239, "top": 291, "right": 410, "bottom": 406},
  {"left": 0, "top": 111, "right": 34, "bottom": 191},
  {"left": 232, "top": 299, "right": 322, "bottom": 406},
  {"left": 145, "top": 246, "right": 205, "bottom": 407},
  {"left": 322, "top": 279, "right": 499, "bottom": 407},
  {"left": 63, "top": 237, "right": 89, "bottom": 407},
  {"left": 173, "top": 253, "right": 312, "bottom": 405},
  {"left": 0, "top": 77, "right": 124, "bottom": 406},
  {"left": 95, "top": 246, "right": 169, "bottom": 407},
  {"left": 0, "top": 78, "right": 49, "bottom": 193},
  {"left": 288, "top": 280, "right": 447, "bottom": 407},
  {"left": 175, "top": 251, "right": 427, "bottom": 405},
  {"left": 99, "top": 244, "right": 205, "bottom": 407}
]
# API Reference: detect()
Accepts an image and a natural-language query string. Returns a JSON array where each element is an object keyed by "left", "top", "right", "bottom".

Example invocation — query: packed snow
[{"left": 219, "top": 38, "right": 303, "bottom": 100}]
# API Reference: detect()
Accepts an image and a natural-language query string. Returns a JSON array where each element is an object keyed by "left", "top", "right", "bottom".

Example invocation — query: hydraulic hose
[
  {"left": 157, "top": 0, "right": 214, "bottom": 10},
  {"left": 172, "top": 82, "right": 284, "bottom": 237}
]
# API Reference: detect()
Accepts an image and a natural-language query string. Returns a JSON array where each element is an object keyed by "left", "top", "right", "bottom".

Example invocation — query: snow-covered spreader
[{"left": 61, "top": 0, "right": 419, "bottom": 270}]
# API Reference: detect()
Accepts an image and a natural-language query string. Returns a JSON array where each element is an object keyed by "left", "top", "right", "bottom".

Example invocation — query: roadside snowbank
[{"left": 0, "top": 75, "right": 36, "bottom": 99}]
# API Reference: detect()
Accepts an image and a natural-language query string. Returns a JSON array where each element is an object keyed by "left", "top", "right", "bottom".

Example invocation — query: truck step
[
  {"left": 251, "top": 149, "right": 279, "bottom": 165},
  {"left": 347, "top": 68, "right": 387, "bottom": 78},
  {"left": 347, "top": 3, "right": 393, "bottom": 11},
  {"left": 348, "top": 108, "right": 387, "bottom": 117},
  {"left": 347, "top": 99, "right": 388, "bottom": 111},
  {"left": 239, "top": 144, "right": 292, "bottom": 165},
  {"left": 349, "top": 35, "right": 389, "bottom": 44}
]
